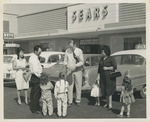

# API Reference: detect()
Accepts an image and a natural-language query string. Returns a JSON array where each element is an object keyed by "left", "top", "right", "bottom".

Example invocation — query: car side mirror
[{"left": 84, "top": 61, "right": 90, "bottom": 66}]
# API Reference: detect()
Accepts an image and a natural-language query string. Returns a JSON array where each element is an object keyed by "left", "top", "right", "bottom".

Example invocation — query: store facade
[{"left": 13, "top": 3, "right": 146, "bottom": 54}]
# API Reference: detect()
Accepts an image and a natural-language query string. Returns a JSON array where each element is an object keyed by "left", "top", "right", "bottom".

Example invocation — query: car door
[{"left": 86, "top": 56, "right": 99, "bottom": 85}]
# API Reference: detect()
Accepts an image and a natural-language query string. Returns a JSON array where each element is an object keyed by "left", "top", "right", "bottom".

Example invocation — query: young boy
[
  {"left": 54, "top": 72, "right": 69, "bottom": 117},
  {"left": 40, "top": 73, "right": 54, "bottom": 116}
]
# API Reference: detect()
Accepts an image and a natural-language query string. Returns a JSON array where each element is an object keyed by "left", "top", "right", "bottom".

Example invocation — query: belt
[{"left": 58, "top": 92, "right": 68, "bottom": 94}]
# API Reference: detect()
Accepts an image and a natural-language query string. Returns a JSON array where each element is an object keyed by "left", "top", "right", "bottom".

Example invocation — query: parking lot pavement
[{"left": 4, "top": 83, "right": 146, "bottom": 119}]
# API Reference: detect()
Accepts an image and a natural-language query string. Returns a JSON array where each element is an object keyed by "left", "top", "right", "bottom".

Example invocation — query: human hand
[{"left": 103, "top": 66, "right": 108, "bottom": 70}]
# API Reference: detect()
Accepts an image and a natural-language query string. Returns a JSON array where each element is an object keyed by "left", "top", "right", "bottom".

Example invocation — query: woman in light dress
[{"left": 13, "top": 47, "right": 29, "bottom": 105}]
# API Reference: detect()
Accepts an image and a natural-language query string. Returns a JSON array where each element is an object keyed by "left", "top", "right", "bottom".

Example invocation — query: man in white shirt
[
  {"left": 29, "top": 45, "right": 43, "bottom": 114},
  {"left": 64, "top": 40, "right": 84, "bottom": 107}
]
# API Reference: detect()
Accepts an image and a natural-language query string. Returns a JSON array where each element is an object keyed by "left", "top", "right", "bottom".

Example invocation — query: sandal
[{"left": 126, "top": 115, "right": 130, "bottom": 118}]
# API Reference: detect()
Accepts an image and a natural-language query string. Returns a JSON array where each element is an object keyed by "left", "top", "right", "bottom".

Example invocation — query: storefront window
[{"left": 124, "top": 37, "right": 142, "bottom": 50}]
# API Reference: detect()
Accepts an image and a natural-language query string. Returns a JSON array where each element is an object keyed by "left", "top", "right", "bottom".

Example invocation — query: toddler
[
  {"left": 54, "top": 72, "right": 69, "bottom": 117},
  {"left": 40, "top": 73, "right": 54, "bottom": 116},
  {"left": 117, "top": 77, "right": 135, "bottom": 117},
  {"left": 91, "top": 80, "right": 101, "bottom": 106}
]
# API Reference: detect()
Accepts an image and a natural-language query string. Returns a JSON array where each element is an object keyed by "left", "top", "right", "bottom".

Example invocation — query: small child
[
  {"left": 90, "top": 80, "right": 101, "bottom": 106},
  {"left": 54, "top": 72, "right": 69, "bottom": 117},
  {"left": 40, "top": 73, "right": 54, "bottom": 116},
  {"left": 117, "top": 77, "right": 135, "bottom": 118}
]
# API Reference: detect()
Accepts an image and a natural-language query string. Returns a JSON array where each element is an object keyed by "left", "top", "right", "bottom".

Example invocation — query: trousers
[
  {"left": 42, "top": 97, "right": 53, "bottom": 116},
  {"left": 68, "top": 70, "right": 82, "bottom": 103},
  {"left": 30, "top": 74, "right": 41, "bottom": 112},
  {"left": 57, "top": 93, "right": 67, "bottom": 116}
]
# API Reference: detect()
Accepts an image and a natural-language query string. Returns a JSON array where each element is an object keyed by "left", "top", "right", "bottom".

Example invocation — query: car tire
[{"left": 140, "top": 86, "right": 146, "bottom": 99}]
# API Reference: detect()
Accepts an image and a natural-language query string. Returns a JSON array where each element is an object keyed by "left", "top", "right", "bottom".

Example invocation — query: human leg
[
  {"left": 97, "top": 97, "right": 100, "bottom": 106},
  {"left": 24, "top": 89, "right": 28, "bottom": 104},
  {"left": 30, "top": 75, "right": 41, "bottom": 112},
  {"left": 42, "top": 99, "right": 47, "bottom": 116},
  {"left": 127, "top": 104, "right": 131, "bottom": 117},
  {"left": 62, "top": 94, "right": 68, "bottom": 117},
  {"left": 47, "top": 97, "right": 53, "bottom": 116},
  {"left": 108, "top": 95, "right": 112, "bottom": 108},
  {"left": 74, "top": 71, "right": 82, "bottom": 104},
  {"left": 17, "top": 90, "right": 22, "bottom": 105},
  {"left": 68, "top": 74, "right": 75, "bottom": 104},
  {"left": 117, "top": 104, "right": 125, "bottom": 117},
  {"left": 57, "top": 96, "right": 62, "bottom": 117}
]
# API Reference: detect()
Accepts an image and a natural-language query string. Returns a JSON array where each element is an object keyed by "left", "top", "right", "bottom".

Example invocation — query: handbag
[
  {"left": 110, "top": 70, "right": 122, "bottom": 79},
  {"left": 23, "top": 71, "right": 31, "bottom": 82}
]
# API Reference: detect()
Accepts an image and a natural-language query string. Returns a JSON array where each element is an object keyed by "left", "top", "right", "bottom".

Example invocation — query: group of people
[{"left": 12, "top": 40, "right": 135, "bottom": 118}]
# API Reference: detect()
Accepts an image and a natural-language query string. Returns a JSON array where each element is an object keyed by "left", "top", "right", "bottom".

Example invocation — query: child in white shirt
[
  {"left": 40, "top": 73, "right": 53, "bottom": 116},
  {"left": 54, "top": 72, "right": 69, "bottom": 117}
]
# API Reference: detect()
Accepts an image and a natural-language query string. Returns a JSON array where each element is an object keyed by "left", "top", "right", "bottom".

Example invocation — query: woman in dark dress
[{"left": 97, "top": 46, "right": 117, "bottom": 110}]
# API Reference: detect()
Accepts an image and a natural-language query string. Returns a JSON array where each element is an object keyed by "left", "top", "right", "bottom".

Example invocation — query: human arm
[
  {"left": 29, "top": 56, "right": 42, "bottom": 78},
  {"left": 54, "top": 83, "right": 58, "bottom": 99},
  {"left": 75, "top": 49, "right": 84, "bottom": 67},
  {"left": 49, "top": 81, "right": 54, "bottom": 90},
  {"left": 103, "top": 57, "right": 117, "bottom": 71},
  {"left": 64, "top": 51, "right": 68, "bottom": 66},
  {"left": 12, "top": 60, "right": 28, "bottom": 71}
]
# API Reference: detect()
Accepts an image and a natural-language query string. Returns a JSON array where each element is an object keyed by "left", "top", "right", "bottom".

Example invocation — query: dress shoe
[
  {"left": 68, "top": 103, "right": 72, "bottom": 108},
  {"left": 107, "top": 107, "right": 112, "bottom": 111},
  {"left": 76, "top": 102, "right": 80, "bottom": 107}
]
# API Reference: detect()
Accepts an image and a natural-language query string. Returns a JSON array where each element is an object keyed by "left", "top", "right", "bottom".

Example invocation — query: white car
[
  {"left": 39, "top": 51, "right": 65, "bottom": 68},
  {"left": 111, "top": 49, "right": 146, "bottom": 98},
  {"left": 3, "top": 55, "right": 17, "bottom": 81}
]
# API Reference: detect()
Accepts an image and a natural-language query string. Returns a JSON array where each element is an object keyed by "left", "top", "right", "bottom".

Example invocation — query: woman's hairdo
[
  {"left": 16, "top": 47, "right": 24, "bottom": 59},
  {"left": 101, "top": 46, "right": 111, "bottom": 56}
]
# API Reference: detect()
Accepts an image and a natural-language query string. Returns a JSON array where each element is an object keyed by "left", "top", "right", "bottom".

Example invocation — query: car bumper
[{"left": 3, "top": 73, "right": 15, "bottom": 81}]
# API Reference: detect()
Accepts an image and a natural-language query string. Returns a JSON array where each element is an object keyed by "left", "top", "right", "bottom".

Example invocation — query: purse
[
  {"left": 23, "top": 71, "right": 31, "bottom": 82},
  {"left": 110, "top": 70, "right": 122, "bottom": 79}
]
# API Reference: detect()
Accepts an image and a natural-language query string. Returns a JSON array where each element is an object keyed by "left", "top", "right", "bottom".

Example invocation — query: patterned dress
[{"left": 121, "top": 90, "right": 135, "bottom": 105}]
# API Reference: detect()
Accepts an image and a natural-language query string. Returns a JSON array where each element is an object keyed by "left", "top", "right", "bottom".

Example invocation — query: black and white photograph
[{"left": 1, "top": 1, "right": 149, "bottom": 121}]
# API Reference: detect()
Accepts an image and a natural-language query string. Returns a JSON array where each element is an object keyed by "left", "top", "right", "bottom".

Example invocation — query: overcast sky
[{"left": 3, "top": 4, "right": 67, "bottom": 16}]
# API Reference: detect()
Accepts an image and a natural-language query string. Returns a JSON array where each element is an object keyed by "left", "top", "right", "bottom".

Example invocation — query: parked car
[
  {"left": 43, "top": 54, "right": 102, "bottom": 91},
  {"left": 111, "top": 49, "right": 146, "bottom": 98},
  {"left": 3, "top": 55, "right": 17, "bottom": 81},
  {"left": 39, "top": 51, "right": 65, "bottom": 68}
]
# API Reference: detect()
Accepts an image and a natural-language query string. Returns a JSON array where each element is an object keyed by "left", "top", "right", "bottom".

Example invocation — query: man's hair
[
  {"left": 34, "top": 45, "right": 41, "bottom": 52},
  {"left": 68, "top": 39, "right": 76, "bottom": 45},
  {"left": 59, "top": 72, "right": 65, "bottom": 79},
  {"left": 40, "top": 73, "right": 49, "bottom": 85}
]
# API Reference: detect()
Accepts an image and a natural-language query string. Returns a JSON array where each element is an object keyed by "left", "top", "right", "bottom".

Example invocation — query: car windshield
[
  {"left": 3, "top": 56, "right": 13, "bottom": 63},
  {"left": 113, "top": 54, "right": 145, "bottom": 65},
  {"left": 39, "top": 57, "right": 46, "bottom": 63}
]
